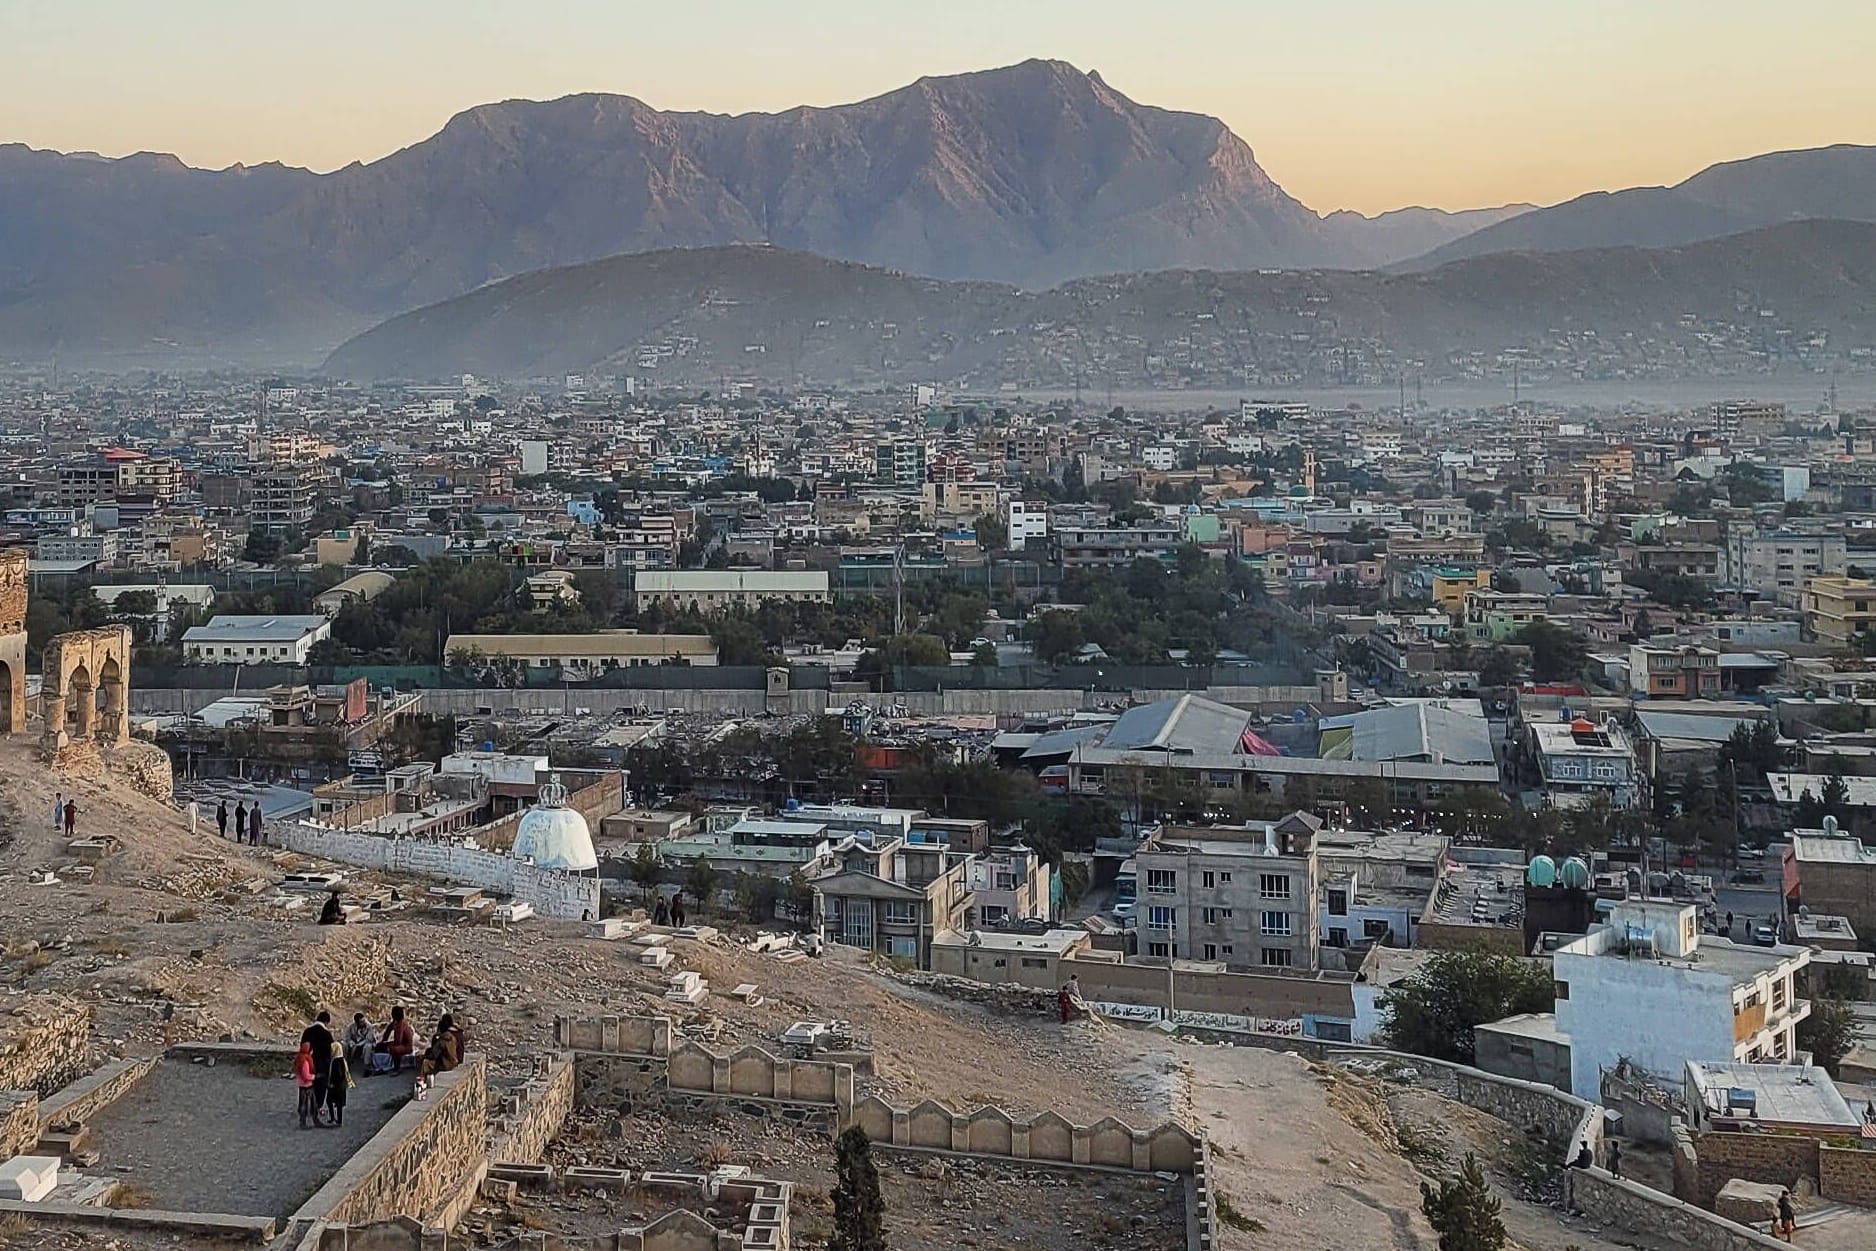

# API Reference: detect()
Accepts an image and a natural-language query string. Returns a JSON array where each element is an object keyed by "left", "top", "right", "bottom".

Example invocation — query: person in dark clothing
[
  {"left": 1777, "top": 1189, "right": 1796, "bottom": 1240},
  {"left": 1570, "top": 1143, "right": 1593, "bottom": 1169},
  {"left": 250, "top": 805, "right": 263, "bottom": 845},
  {"left": 670, "top": 892, "right": 687, "bottom": 928},
  {"left": 324, "top": 1048, "right": 350, "bottom": 1126},
  {"left": 419, "top": 1013, "right": 465, "bottom": 1079},
  {"left": 62, "top": 799, "right": 76, "bottom": 837},
  {"left": 1606, "top": 1140, "right": 1621, "bottom": 1178},
  {"left": 234, "top": 803, "right": 248, "bottom": 846},
  {"left": 318, "top": 891, "right": 344, "bottom": 925},
  {"left": 654, "top": 897, "right": 669, "bottom": 926},
  {"left": 217, "top": 801, "right": 229, "bottom": 839},
  {"left": 301, "top": 1011, "right": 335, "bottom": 1125}
]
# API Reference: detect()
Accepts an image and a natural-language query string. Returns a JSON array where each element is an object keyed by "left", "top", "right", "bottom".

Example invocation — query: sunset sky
[{"left": 6, "top": 0, "right": 1874, "bottom": 215}]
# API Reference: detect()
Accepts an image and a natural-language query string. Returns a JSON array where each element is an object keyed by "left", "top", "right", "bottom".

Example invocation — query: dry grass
[
  {"left": 698, "top": 1139, "right": 735, "bottom": 1168},
  {"left": 113, "top": 1182, "right": 156, "bottom": 1209}
]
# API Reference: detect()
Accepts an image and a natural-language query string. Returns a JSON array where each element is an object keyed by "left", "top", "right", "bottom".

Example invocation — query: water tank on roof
[
  {"left": 784, "top": 798, "right": 801, "bottom": 811},
  {"left": 1824, "top": 815, "right": 1841, "bottom": 836},
  {"left": 1560, "top": 857, "right": 1590, "bottom": 890},
  {"left": 1526, "top": 855, "right": 1557, "bottom": 888},
  {"left": 1571, "top": 717, "right": 1595, "bottom": 734}
]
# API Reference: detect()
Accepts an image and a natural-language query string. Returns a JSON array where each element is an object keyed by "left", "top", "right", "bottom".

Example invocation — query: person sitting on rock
[{"left": 318, "top": 891, "right": 344, "bottom": 925}]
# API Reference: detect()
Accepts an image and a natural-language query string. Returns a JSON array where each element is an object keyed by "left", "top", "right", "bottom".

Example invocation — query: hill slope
[
  {"left": 1401, "top": 143, "right": 1876, "bottom": 269},
  {"left": 324, "top": 220, "right": 1876, "bottom": 386},
  {"left": 0, "top": 61, "right": 1520, "bottom": 366}
]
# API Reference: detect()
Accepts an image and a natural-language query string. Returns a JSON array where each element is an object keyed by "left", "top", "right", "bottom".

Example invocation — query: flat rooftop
[
  {"left": 1479, "top": 1011, "right": 1569, "bottom": 1045},
  {"left": 1687, "top": 1060, "right": 1858, "bottom": 1127}
]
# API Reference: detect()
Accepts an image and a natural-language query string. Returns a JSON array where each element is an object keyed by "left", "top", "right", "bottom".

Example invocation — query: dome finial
[{"left": 540, "top": 772, "right": 569, "bottom": 808}]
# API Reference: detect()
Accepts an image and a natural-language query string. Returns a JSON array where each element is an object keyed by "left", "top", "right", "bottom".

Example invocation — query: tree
[
  {"left": 1794, "top": 787, "right": 1825, "bottom": 829},
  {"left": 629, "top": 842, "right": 662, "bottom": 903},
  {"left": 785, "top": 869, "right": 816, "bottom": 928},
  {"left": 1464, "top": 490, "right": 1498, "bottom": 516},
  {"left": 1513, "top": 621, "right": 1589, "bottom": 684},
  {"left": 1420, "top": 1153, "right": 1506, "bottom": 1251},
  {"left": 684, "top": 858, "right": 720, "bottom": 912},
  {"left": 243, "top": 527, "right": 283, "bottom": 564},
  {"left": 827, "top": 1126, "right": 887, "bottom": 1251},
  {"left": 1477, "top": 647, "right": 1519, "bottom": 688},
  {"left": 1823, "top": 771, "right": 1851, "bottom": 820},
  {"left": 1799, "top": 997, "right": 1857, "bottom": 1078},
  {"left": 1379, "top": 947, "right": 1554, "bottom": 1064},
  {"left": 973, "top": 511, "right": 1008, "bottom": 552}
]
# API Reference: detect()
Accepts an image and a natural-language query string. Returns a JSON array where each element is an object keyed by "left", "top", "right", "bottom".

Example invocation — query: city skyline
[{"left": 6, "top": 0, "right": 1876, "bottom": 215}]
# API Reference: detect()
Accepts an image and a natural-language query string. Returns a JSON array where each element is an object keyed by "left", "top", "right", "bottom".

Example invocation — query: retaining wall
[
  {"left": 1568, "top": 1170, "right": 1786, "bottom": 1251},
  {"left": 280, "top": 823, "right": 601, "bottom": 919},
  {"left": 297, "top": 1058, "right": 488, "bottom": 1226},
  {"left": 488, "top": 1056, "right": 576, "bottom": 1167},
  {"left": 0, "top": 1091, "right": 37, "bottom": 1158},
  {"left": 0, "top": 993, "right": 93, "bottom": 1095},
  {"left": 848, "top": 1095, "right": 1196, "bottom": 1172},
  {"left": 35, "top": 1056, "right": 160, "bottom": 1130}
]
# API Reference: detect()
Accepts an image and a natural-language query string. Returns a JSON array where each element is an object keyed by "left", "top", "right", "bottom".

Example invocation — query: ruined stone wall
[
  {"left": 488, "top": 1056, "right": 575, "bottom": 1166},
  {"left": 0, "top": 548, "right": 25, "bottom": 734},
  {"left": 302, "top": 1058, "right": 488, "bottom": 1226},
  {"left": 1567, "top": 1170, "right": 1786, "bottom": 1251},
  {"left": 0, "top": 993, "right": 93, "bottom": 1096},
  {"left": 105, "top": 740, "right": 174, "bottom": 803},
  {"left": 0, "top": 1091, "right": 38, "bottom": 1159},
  {"left": 261, "top": 931, "right": 392, "bottom": 1023},
  {"left": 35, "top": 1056, "right": 159, "bottom": 1130}
]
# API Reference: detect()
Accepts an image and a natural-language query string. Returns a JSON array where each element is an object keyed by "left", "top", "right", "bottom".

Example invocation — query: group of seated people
[{"left": 339, "top": 1004, "right": 467, "bottom": 1078}]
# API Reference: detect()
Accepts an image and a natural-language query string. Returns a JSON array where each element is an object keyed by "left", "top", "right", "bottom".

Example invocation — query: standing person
[
  {"left": 250, "top": 805, "right": 264, "bottom": 846},
  {"left": 52, "top": 792, "right": 64, "bottom": 832},
  {"left": 1057, "top": 982, "right": 1073, "bottom": 1024},
  {"left": 234, "top": 803, "right": 248, "bottom": 846},
  {"left": 1607, "top": 1140, "right": 1622, "bottom": 1179},
  {"left": 375, "top": 1005, "right": 416, "bottom": 1072},
  {"left": 187, "top": 800, "right": 199, "bottom": 834},
  {"left": 217, "top": 800, "right": 229, "bottom": 839},
  {"left": 1726, "top": 910, "right": 1734, "bottom": 936},
  {"left": 301, "top": 1011, "right": 335, "bottom": 1125},
  {"left": 654, "top": 896, "right": 669, "bottom": 926},
  {"left": 1777, "top": 1189, "right": 1796, "bottom": 1240},
  {"left": 671, "top": 891, "right": 687, "bottom": 928},
  {"left": 324, "top": 1045, "right": 350, "bottom": 1126},
  {"left": 293, "top": 1041, "right": 318, "bottom": 1128},
  {"left": 62, "top": 798, "right": 76, "bottom": 837}
]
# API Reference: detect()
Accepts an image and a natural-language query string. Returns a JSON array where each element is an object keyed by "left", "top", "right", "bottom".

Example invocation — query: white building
[
  {"left": 1142, "top": 445, "right": 1177, "bottom": 472},
  {"left": 1006, "top": 499, "right": 1049, "bottom": 547},
  {"left": 1552, "top": 899, "right": 1811, "bottom": 1100},
  {"left": 181, "top": 614, "right": 332, "bottom": 665}
]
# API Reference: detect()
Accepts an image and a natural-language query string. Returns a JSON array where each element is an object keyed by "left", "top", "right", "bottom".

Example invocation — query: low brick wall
[
  {"left": 1688, "top": 1131, "right": 1821, "bottom": 1208},
  {"left": 1568, "top": 1170, "right": 1785, "bottom": 1251},
  {"left": 296, "top": 1058, "right": 488, "bottom": 1226},
  {"left": 0, "top": 993, "right": 93, "bottom": 1095},
  {"left": 36, "top": 1056, "right": 159, "bottom": 1130},
  {"left": 1819, "top": 1146, "right": 1876, "bottom": 1204}
]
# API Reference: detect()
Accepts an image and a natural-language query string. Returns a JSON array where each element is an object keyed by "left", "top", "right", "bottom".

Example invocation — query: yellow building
[
  {"left": 1432, "top": 568, "right": 1491, "bottom": 613},
  {"left": 1803, "top": 577, "right": 1876, "bottom": 647}
]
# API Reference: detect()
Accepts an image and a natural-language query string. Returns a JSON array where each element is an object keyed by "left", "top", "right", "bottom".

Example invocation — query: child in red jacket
[{"left": 294, "top": 1042, "right": 320, "bottom": 1128}]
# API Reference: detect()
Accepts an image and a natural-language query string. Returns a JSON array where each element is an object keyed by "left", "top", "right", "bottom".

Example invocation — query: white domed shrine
[{"left": 512, "top": 774, "right": 598, "bottom": 872}]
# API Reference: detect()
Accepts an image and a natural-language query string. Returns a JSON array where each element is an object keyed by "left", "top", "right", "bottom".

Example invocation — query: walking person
[
  {"left": 1776, "top": 1188, "right": 1796, "bottom": 1240},
  {"left": 294, "top": 1041, "right": 319, "bottom": 1128},
  {"left": 234, "top": 803, "right": 247, "bottom": 846},
  {"left": 217, "top": 800, "right": 229, "bottom": 839},
  {"left": 62, "top": 798, "right": 76, "bottom": 837}
]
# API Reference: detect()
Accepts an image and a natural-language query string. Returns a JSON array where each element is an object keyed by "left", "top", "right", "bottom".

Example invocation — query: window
[
  {"left": 1220, "top": 944, "right": 1233, "bottom": 957},
  {"left": 1261, "top": 911, "right": 1292, "bottom": 937},
  {"left": 1362, "top": 919, "right": 1391, "bottom": 940},
  {"left": 882, "top": 901, "right": 917, "bottom": 925},
  {"left": 888, "top": 936, "right": 917, "bottom": 959},
  {"left": 1202, "top": 871, "right": 1215, "bottom": 889},
  {"left": 1554, "top": 981, "right": 1570, "bottom": 1001},
  {"left": 1203, "top": 943, "right": 1218, "bottom": 961},
  {"left": 1020, "top": 957, "right": 1047, "bottom": 970},
  {"left": 1147, "top": 906, "right": 1176, "bottom": 931},
  {"left": 1261, "top": 948, "right": 1293, "bottom": 968},
  {"left": 1202, "top": 907, "right": 1233, "bottom": 924},
  {"left": 1260, "top": 874, "right": 1291, "bottom": 900},
  {"left": 1326, "top": 888, "right": 1348, "bottom": 917},
  {"left": 1146, "top": 870, "right": 1177, "bottom": 895},
  {"left": 1772, "top": 978, "right": 1788, "bottom": 1011},
  {"left": 1314, "top": 1020, "right": 1353, "bottom": 1043},
  {"left": 1327, "top": 927, "right": 1348, "bottom": 948},
  {"left": 1218, "top": 872, "right": 1231, "bottom": 884}
]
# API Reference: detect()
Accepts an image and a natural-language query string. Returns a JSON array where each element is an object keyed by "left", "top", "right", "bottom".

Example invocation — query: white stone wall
[{"left": 281, "top": 823, "right": 600, "bottom": 919}]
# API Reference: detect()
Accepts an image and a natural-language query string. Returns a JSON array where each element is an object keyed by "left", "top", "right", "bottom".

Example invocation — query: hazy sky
[{"left": 6, "top": 0, "right": 1874, "bottom": 214}]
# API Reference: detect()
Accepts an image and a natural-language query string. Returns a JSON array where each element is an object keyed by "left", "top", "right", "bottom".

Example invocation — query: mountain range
[
  {"left": 3, "top": 60, "right": 1875, "bottom": 368},
  {"left": 323, "top": 220, "right": 1876, "bottom": 386}
]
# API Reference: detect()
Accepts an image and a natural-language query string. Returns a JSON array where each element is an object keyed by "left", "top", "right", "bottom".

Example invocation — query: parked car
[{"left": 1752, "top": 925, "right": 1779, "bottom": 947}]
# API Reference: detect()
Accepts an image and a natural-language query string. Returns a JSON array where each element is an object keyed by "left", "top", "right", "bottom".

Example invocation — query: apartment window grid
[
  {"left": 1259, "top": 873, "right": 1291, "bottom": 900},
  {"left": 1260, "top": 948, "right": 1293, "bottom": 968},
  {"left": 1202, "top": 906, "right": 1234, "bottom": 924},
  {"left": 1145, "top": 869, "right": 1177, "bottom": 895},
  {"left": 1260, "top": 911, "right": 1292, "bottom": 937},
  {"left": 1147, "top": 905, "right": 1176, "bottom": 931}
]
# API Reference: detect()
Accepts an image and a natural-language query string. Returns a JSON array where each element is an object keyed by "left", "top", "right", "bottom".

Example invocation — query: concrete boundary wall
[
  {"left": 280, "top": 821, "right": 600, "bottom": 919},
  {"left": 35, "top": 1055, "right": 159, "bottom": 1131},
  {"left": 488, "top": 1055, "right": 576, "bottom": 1166}
]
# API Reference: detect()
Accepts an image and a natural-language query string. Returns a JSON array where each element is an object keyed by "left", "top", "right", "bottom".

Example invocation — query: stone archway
[
  {"left": 0, "top": 548, "right": 23, "bottom": 735},
  {"left": 41, "top": 625, "right": 134, "bottom": 758}
]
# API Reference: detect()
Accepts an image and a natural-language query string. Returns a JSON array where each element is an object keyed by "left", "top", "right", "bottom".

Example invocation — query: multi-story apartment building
[
  {"left": 1053, "top": 524, "right": 1182, "bottom": 568},
  {"left": 1133, "top": 812, "right": 1323, "bottom": 970},
  {"left": 1628, "top": 643, "right": 1721, "bottom": 699},
  {"left": 1462, "top": 589, "right": 1549, "bottom": 642},
  {"left": 1005, "top": 499, "right": 1048, "bottom": 548},
  {"left": 814, "top": 839, "right": 974, "bottom": 969},
  {"left": 250, "top": 462, "right": 320, "bottom": 533},
  {"left": 115, "top": 455, "right": 184, "bottom": 503},
  {"left": 1526, "top": 716, "right": 1641, "bottom": 808},
  {"left": 1801, "top": 576, "right": 1876, "bottom": 646},
  {"left": 1553, "top": 900, "right": 1811, "bottom": 1098},
  {"left": 875, "top": 437, "right": 928, "bottom": 486},
  {"left": 47, "top": 463, "right": 118, "bottom": 508},
  {"left": 1723, "top": 529, "right": 1846, "bottom": 606},
  {"left": 967, "top": 845, "right": 1054, "bottom": 925},
  {"left": 610, "top": 512, "right": 681, "bottom": 570}
]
